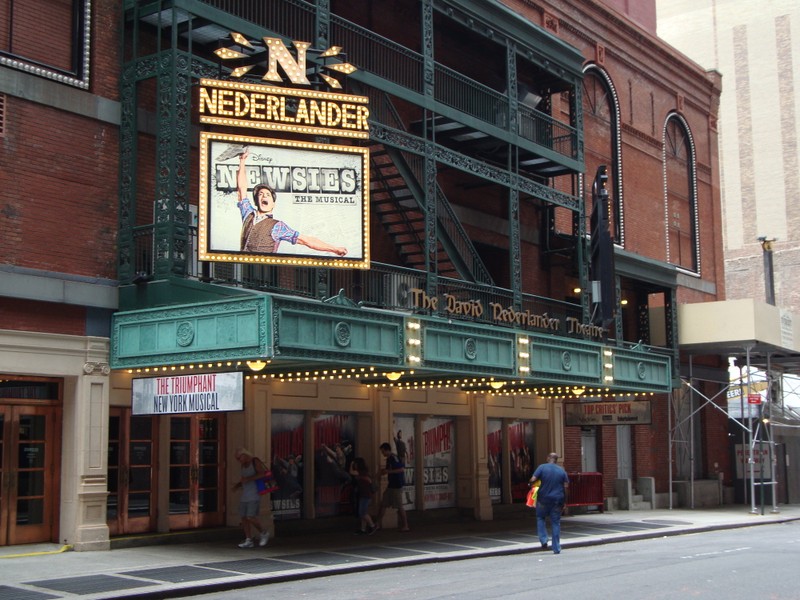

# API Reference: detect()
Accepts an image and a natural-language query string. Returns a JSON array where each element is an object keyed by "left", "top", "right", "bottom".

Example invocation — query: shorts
[
  {"left": 380, "top": 487, "right": 403, "bottom": 509},
  {"left": 357, "top": 497, "right": 372, "bottom": 518},
  {"left": 240, "top": 500, "right": 261, "bottom": 518}
]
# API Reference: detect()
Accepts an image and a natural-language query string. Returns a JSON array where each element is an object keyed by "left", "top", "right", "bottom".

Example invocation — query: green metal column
[
  {"left": 315, "top": 0, "right": 330, "bottom": 47},
  {"left": 153, "top": 49, "right": 192, "bottom": 278},
  {"left": 118, "top": 60, "right": 138, "bottom": 284},
  {"left": 507, "top": 42, "right": 522, "bottom": 308},
  {"left": 422, "top": 0, "right": 438, "bottom": 294}
]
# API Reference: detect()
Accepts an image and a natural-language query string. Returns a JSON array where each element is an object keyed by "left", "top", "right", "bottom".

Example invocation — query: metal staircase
[{"left": 367, "top": 93, "right": 493, "bottom": 284}]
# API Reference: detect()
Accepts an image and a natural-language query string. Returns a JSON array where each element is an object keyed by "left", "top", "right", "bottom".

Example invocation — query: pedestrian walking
[
  {"left": 529, "top": 452, "right": 569, "bottom": 554},
  {"left": 375, "top": 442, "right": 410, "bottom": 531},
  {"left": 233, "top": 447, "right": 271, "bottom": 548},
  {"left": 349, "top": 457, "right": 378, "bottom": 535}
]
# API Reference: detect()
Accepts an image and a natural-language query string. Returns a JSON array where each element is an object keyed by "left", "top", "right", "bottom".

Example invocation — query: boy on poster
[{"left": 236, "top": 148, "right": 347, "bottom": 255}]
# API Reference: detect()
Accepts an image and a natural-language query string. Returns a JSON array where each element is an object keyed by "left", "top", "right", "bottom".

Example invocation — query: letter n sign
[{"left": 264, "top": 37, "right": 311, "bottom": 84}]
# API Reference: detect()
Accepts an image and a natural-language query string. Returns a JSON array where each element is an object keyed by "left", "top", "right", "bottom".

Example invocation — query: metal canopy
[{"left": 678, "top": 298, "right": 800, "bottom": 375}]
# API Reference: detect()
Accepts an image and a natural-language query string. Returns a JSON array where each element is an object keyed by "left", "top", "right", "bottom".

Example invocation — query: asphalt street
[{"left": 0, "top": 505, "right": 797, "bottom": 600}]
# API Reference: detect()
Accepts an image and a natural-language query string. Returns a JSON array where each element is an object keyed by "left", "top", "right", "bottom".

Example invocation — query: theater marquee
[
  {"left": 198, "top": 78, "right": 370, "bottom": 139},
  {"left": 198, "top": 132, "right": 370, "bottom": 269}
]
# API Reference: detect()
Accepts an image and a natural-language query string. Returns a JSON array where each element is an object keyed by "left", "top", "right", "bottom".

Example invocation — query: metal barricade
[{"left": 566, "top": 472, "right": 604, "bottom": 512}]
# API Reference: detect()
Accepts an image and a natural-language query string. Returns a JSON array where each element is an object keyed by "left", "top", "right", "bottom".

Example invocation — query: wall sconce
[
  {"left": 385, "top": 371, "right": 402, "bottom": 381},
  {"left": 573, "top": 287, "right": 582, "bottom": 294},
  {"left": 620, "top": 299, "right": 629, "bottom": 306},
  {"left": 246, "top": 360, "right": 267, "bottom": 372}
]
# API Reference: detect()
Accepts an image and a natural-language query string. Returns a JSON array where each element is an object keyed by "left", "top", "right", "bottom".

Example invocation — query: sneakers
[
  {"left": 239, "top": 532, "right": 269, "bottom": 548},
  {"left": 367, "top": 525, "right": 378, "bottom": 535}
]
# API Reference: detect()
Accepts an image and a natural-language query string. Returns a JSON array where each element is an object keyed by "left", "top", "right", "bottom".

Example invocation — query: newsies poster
[
  {"left": 487, "top": 419, "right": 503, "bottom": 504},
  {"left": 198, "top": 132, "right": 369, "bottom": 268},
  {"left": 313, "top": 413, "right": 355, "bottom": 517},
  {"left": 392, "top": 415, "right": 416, "bottom": 511},
  {"left": 422, "top": 417, "right": 456, "bottom": 508},
  {"left": 270, "top": 412, "right": 305, "bottom": 520},
  {"left": 509, "top": 420, "right": 535, "bottom": 502}
]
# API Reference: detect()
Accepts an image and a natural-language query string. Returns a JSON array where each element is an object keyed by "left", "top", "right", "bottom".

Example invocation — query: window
[
  {"left": 0, "top": 0, "right": 91, "bottom": 88},
  {"left": 663, "top": 115, "right": 698, "bottom": 272},
  {"left": 582, "top": 67, "right": 623, "bottom": 245}
]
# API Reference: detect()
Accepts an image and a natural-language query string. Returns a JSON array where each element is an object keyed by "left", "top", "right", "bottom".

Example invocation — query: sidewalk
[{"left": 1, "top": 504, "right": 798, "bottom": 600}]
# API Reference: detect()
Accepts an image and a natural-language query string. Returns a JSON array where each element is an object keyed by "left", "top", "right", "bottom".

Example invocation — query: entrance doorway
[
  {"left": 617, "top": 425, "right": 633, "bottom": 479},
  {"left": 168, "top": 415, "right": 226, "bottom": 530},
  {"left": 581, "top": 427, "right": 597, "bottom": 472},
  {"left": 0, "top": 379, "right": 62, "bottom": 546},
  {"left": 107, "top": 408, "right": 158, "bottom": 535}
]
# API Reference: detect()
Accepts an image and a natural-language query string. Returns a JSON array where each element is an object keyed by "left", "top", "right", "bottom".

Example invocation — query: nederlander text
[
  {"left": 199, "top": 79, "right": 369, "bottom": 138},
  {"left": 410, "top": 289, "right": 606, "bottom": 339}
]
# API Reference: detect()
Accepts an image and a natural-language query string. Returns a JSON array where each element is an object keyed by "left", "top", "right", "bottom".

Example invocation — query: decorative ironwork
[
  {"left": 335, "top": 322, "right": 352, "bottom": 347},
  {"left": 464, "top": 338, "right": 477, "bottom": 360},
  {"left": 176, "top": 322, "right": 195, "bottom": 347}
]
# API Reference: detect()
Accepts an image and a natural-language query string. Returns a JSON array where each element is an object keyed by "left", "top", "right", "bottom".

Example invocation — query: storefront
[{"left": 108, "top": 291, "right": 672, "bottom": 535}]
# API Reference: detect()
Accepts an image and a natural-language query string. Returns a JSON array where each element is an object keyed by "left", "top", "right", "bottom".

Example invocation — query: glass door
[
  {"left": 168, "top": 414, "right": 225, "bottom": 530},
  {"left": 107, "top": 409, "right": 158, "bottom": 535},
  {"left": 0, "top": 404, "right": 61, "bottom": 545}
]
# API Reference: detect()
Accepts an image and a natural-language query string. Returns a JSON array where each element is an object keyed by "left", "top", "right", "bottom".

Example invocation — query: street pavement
[{"left": 1, "top": 504, "right": 798, "bottom": 600}]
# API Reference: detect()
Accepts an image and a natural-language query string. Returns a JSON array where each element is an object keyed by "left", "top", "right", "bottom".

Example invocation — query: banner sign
[
  {"left": 509, "top": 420, "right": 534, "bottom": 502},
  {"left": 313, "top": 413, "right": 355, "bottom": 517},
  {"left": 393, "top": 416, "right": 416, "bottom": 511},
  {"left": 564, "top": 400, "right": 652, "bottom": 426},
  {"left": 131, "top": 372, "right": 243, "bottom": 415},
  {"left": 422, "top": 417, "right": 456, "bottom": 509},
  {"left": 734, "top": 444, "right": 773, "bottom": 479},
  {"left": 198, "top": 132, "right": 369, "bottom": 269},
  {"left": 487, "top": 419, "right": 503, "bottom": 504},
  {"left": 271, "top": 412, "right": 305, "bottom": 520}
]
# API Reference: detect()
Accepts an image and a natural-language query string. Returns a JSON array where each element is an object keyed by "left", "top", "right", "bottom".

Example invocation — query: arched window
[
  {"left": 582, "top": 66, "right": 622, "bottom": 245},
  {"left": 663, "top": 114, "right": 698, "bottom": 272}
]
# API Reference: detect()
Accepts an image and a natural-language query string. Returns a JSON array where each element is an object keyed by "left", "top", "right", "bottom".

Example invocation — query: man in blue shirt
[
  {"left": 375, "top": 442, "right": 410, "bottom": 532},
  {"left": 529, "top": 452, "right": 569, "bottom": 554}
]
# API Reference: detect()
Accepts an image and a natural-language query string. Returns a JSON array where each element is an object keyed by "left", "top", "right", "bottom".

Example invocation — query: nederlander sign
[
  {"left": 410, "top": 288, "right": 607, "bottom": 340},
  {"left": 198, "top": 78, "right": 370, "bottom": 140}
]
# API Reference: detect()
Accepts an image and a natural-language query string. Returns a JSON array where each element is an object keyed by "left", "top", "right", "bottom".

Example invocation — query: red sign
[{"left": 747, "top": 393, "right": 762, "bottom": 405}]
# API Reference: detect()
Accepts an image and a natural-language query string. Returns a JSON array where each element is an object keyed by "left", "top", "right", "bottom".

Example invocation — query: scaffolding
[{"left": 675, "top": 351, "right": 787, "bottom": 513}]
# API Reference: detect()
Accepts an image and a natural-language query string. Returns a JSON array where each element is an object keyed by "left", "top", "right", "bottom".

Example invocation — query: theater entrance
[
  {"left": 107, "top": 408, "right": 158, "bottom": 535},
  {"left": 0, "top": 379, "right": 62, "bottom": 546},
  {"left": 167, "top": 414, "right": 226, "bottom": 530}
]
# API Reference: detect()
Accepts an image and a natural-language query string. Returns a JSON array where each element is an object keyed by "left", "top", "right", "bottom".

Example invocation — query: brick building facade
[{"left": 0, "top": 0, "right": 728, "bottom": 550}]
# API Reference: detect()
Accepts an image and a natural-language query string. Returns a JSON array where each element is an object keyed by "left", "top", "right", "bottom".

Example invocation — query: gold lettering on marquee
[
  {"left": 264, "top": 37, "right": 311, "bottom": 84},
  {"left": 198, "top": 79, "right": 370, "bottom": 139},
  {"left": 407, "top": 289, "right": 605, "bottom": 339}
]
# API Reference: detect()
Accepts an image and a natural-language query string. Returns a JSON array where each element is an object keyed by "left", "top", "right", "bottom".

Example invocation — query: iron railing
[
  {"left": 133, "top": 224, "right": 580, "bottom": 334},
  {"left": 188, "top": 0, "right": 577, "bottom": 163}
]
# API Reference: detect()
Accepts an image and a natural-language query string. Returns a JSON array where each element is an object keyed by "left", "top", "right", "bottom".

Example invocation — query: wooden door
[
  {"left": 0, "top": 404, "right": 61, "bottom": 545},
  {"left": 168, "top": 414, "right": 225, "bottom": 530},
  {"left": 107, "top": 409, "right": 158, "bottom": 535}
]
